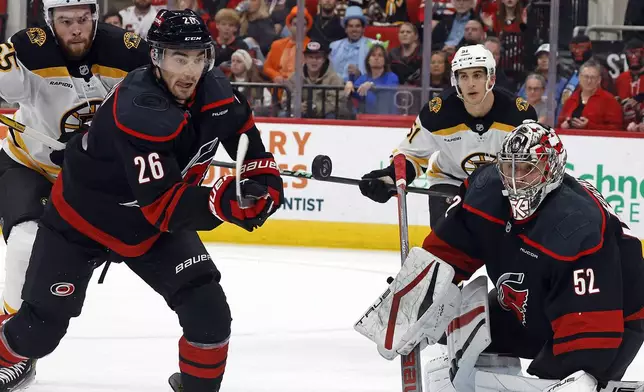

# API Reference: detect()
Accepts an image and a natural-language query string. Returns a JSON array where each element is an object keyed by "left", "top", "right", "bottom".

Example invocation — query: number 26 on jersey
[{"left": 134, "top": 153, "right": 165, "bottom": 183}]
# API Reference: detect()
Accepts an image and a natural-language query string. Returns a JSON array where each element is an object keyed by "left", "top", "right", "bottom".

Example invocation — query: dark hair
[
  {"left": 101, "top": 10, "right": 122, "bottom": 24},
  {"left": 498, "top": 0, "right": 524, "bottom": 26},
  {"left": 430, "top": 50, "right": 451, "bottom": 86},
  {"left": 399, "top": 22, "right": 418, "bottom": 37},
  {"left": 364, "top": 44, "right": 391, "bottom": 76}
]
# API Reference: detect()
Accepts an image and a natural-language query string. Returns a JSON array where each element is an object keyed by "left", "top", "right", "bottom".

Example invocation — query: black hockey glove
[
  {"left": 49, "top": 125, "right": 89, "bottom": 166},
  {"left": 359, "top": 166, "right": 396, "bottom": 203},
  {"left": 208, "top": 153, "right": 283, "bottom": 232}
]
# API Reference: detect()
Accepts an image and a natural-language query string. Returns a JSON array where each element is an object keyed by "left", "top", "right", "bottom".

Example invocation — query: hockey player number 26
[
  {"left": 134, "top": 153, "right": 165, "bottom": 183},
  {"left": 573, "top": 268, "right": 600, "bottom": 295}
]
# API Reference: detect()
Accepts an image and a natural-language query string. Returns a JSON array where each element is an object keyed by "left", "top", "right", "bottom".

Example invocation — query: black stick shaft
[{"left": 212, "top": 160, "right": 452, "bottom": 198}]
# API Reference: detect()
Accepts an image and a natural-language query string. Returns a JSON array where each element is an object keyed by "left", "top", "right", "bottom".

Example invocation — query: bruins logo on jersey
[
  {"left": 516, "top": 97, "right": 529, "bottom": 112},
  {"left": 461, "top": 152, "right": 497, "bottom": 174},
  {"left": 59, "top": 99, "right": 103, "bottom": 142},
  {"left": 27, "top": 28, "right": 47, "bottom": 46},
  {"left": 124, "top": 32, "right": 141, "bottom": 49},
  {"left": 429, "top": 97, "right": 442, "bottom": 113}
]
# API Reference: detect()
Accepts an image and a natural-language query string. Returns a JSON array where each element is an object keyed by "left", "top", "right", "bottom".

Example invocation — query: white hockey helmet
[
  {"left": 43, "top": 0, "right": 100, "bottom": 37},
  {"left": 450, "top": 44, "right": 496, "bottom": 100},
  {"left": 497, "top": 120, "right": 567, "bottom": 221}
]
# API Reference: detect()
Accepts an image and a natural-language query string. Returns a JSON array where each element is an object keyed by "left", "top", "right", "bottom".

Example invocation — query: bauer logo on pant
[{"left": 50, "top": 283, "right": 75, "bottom": 297}]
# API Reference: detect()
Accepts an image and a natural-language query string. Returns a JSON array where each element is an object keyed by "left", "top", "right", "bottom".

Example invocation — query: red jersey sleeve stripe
[
  {"left": 200, "top": 96, "right": 235, "bottom": 112},
  {"left": 553, "top": 337, "right": 622, "bottom": 356},
  {"left": 625, "top": 307, "right": 644, "bottom": 322},
  {"left": 139, "top": 183, "right": 187, "bottom": 230},
  {"left": 462, "top": 203, "right": 505, "bottom": 225},
  {"left": 422, "top": 232, "right": 484, "bottom": 276},
  {"left": 113, "top": 87, "right": 188, "bottom": 142},
  {"left": 238, "top": 114, "right": 255, "bottom": 134},
  {"left": 552, "top": 310, "right": 624, "bottom": 340},
  {"left": 51, "top": 176, "right": 160, "bottom": 257}
]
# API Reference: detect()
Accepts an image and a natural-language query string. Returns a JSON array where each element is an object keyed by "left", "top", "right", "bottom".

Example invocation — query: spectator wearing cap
[
  {"left": 102, "top": 11, "right": 123, "bottom": 28},
  {"left": 390, "top": 22, "right": 422, "bottom": 86},
  {"left": 264, "top": 7, "right": 313, "bottom": 84},
  {"left": 239, "top": 0, "right": 277, "bottom": 56},
  {"left": 432, "top": 0, "right": 479, "bottom": 55},
  {"left": 345, "top": 43, "right": 399, "bottom": 114},
  {"left": 309, "top": 0, "right": 346, "bottom": 47},
  {"left": 558, "top": 60, "right": 623, "bottom": 131},
  {"left": 517, "top": 44, "right": 567, "bottom": 103},
  {"left": 616, "top": 38, "right": 644, "bottom": 131},
  {"left": 229, "top": 49, "right": 273, "bottom": 111},
  {"left": 286, "top": 41, "right": 347, "bottom": 118},
  {"left": 329, "top": 6, "right": 373, "bottom": 82},
  {"left": 214, "top": 9, "right": 249, "bottom": 66}
]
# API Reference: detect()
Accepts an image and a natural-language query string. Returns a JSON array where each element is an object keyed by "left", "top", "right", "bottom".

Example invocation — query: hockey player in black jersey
[
  {"left": 0, "top": 8, "right": 283, "bottom": 392},
  {"left": 359, "top": 44, "right": 537, "bottom": 227},
  {"left": 0, "top": 0, "right": 150, "bottom": 386},
  {"left": 423, "top": 121, "right": 644, "bottom": 385}
]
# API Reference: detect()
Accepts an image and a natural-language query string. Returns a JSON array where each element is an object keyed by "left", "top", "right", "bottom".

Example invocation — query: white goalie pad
[
  {"left": 354, "top": 247, "right": 462, "bottom": 360},
  {"left": 448, "top": 276, "right": 492, "bottom": 392},
  {"left": 476, "top": 370, "right": 605, "bottom": 392}
]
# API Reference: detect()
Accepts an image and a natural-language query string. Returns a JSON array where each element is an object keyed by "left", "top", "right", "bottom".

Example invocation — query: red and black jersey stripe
[
  {"left": 423, "top": 232, "right": 484, "bottom": 283},
  {"left": 551, "top": 310, "right": 623, "bottom": 355}
]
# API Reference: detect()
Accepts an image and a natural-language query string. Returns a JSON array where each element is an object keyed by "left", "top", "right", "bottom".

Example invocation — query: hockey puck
[{"left": 311, "top": 155, "right": 332, "bottom": 180}]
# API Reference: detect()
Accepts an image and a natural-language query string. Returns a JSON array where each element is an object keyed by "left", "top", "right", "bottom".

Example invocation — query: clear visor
[
  {"left": 498, "top": 153, "right": 548, "bottom": 194},
  {"left": 151, "top": 44, "right": 215, "bottom": 77}
]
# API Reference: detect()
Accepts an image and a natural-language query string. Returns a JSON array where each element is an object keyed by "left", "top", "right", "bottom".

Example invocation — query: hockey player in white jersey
[
  {"left": 359, "top": 44, "right": 537, "bottom": 227},
  {"left": 0, "top": 0, "right": 149, "bottom": 386}
]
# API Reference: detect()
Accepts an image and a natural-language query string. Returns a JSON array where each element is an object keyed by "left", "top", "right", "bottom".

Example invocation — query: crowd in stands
[{"left": 98, "top": 0, "right": 644, "bottom": 130}]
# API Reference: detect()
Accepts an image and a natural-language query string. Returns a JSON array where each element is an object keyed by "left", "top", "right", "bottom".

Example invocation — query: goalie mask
[{"left": 497, "top": 121, "right": 567, "bottom": 221}]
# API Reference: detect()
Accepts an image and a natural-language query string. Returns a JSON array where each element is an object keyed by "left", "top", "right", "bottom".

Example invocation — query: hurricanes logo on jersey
[
  {"left": 181, "top": 138, "right": 219, "bottom": 186},
  {"left": 461, "top": 152, "right": 496, "bottom": 174},
  {"left": 27, "top": 28, "right": 46, "bottom": 46},
  {"left": 59, "top": 99, "right": 103, "bottom": 142},
  {"left": 496, "top": 272, "right": 529, "bottom": 325}
]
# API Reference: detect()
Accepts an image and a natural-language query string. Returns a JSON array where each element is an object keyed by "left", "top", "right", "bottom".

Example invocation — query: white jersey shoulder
[
  {"left": 119, "top": 6, "right": 159, "bottom": 39},
  {"left": 394, "top": 90, "right": 536, "bottom": 187},
  {"left": 0, "top": 25, "right": 148, "bottom": 178}
]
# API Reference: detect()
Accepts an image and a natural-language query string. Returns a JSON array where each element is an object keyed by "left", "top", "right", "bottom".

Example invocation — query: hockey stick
[
  {"left": 0, "top": 113, "right": 65, "bottom": 151},
  {"left": 393, "top": 153, "right": 424, "bottom": 392},
  {"left": 212, "top": 158, "right": 453, "bottom": 198},
  {"left": 235, "top": 133, "right": 255, "bottom": 208}
]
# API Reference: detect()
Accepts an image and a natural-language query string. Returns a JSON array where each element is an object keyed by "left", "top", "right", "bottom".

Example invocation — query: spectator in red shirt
[
  {"left": 558, "top": 60, "right": 624, "bottom": 131},
  {"left": 486, "top": 0, "right": 526, "bottom": 36},
  {"left": 616, "top": 38, "right": 644, "bottom": 131}
]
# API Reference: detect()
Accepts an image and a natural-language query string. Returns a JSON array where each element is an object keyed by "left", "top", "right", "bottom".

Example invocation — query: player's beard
[{"left": 60, "top": 37, "right": 92, "bottom": 60}]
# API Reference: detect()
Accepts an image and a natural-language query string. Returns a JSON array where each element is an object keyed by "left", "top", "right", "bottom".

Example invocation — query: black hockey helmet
[{"left": 148, "top": 9, "right": 215, "bottom": 74}]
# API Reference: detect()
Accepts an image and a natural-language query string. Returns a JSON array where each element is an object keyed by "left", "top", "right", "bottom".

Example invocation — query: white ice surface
[{"left": 0, "top": 243, "right": 640, "bottom": 391}]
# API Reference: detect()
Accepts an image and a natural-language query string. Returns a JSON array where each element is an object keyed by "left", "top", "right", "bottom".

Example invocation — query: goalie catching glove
[
  {"left": 354, "top": 247, "right": 462, "bottom": 360},
  {"left": 209, "top": 153, "right": 283, "bottom": 232}
]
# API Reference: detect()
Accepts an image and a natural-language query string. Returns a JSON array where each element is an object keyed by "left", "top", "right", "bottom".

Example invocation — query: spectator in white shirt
[{"left": 119, "top": 0, "right": 159, "bottom": 39}]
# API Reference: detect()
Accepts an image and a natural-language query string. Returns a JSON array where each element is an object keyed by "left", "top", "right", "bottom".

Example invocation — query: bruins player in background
[
  {"left": 0, "top": 0, "right": 148, "bottom": 385},
  {"left": 0, "top": 8, "right": 283, "bottom": 392},
  {"left": 359, "top": 44, "right": 537, "bottom": 227},
  {"left": 0, "top": 2, "right": 148, "bottom": 315}
]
